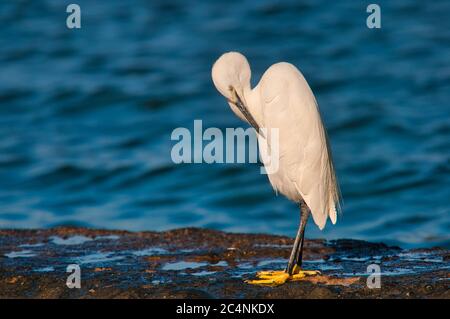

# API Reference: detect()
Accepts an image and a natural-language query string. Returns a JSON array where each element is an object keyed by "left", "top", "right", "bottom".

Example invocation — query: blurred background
[{"left": 0, "top": 0, "right": 449, "bottom": 248}]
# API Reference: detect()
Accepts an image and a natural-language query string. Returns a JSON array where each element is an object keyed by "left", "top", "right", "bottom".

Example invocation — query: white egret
[{"left": 211, "top": 52, "right": 341, "bottom": 286}]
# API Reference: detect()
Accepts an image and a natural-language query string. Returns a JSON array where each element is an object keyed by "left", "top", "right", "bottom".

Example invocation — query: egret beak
[{"left": 228, "top": 87, "right": 265, "bottom": 138}]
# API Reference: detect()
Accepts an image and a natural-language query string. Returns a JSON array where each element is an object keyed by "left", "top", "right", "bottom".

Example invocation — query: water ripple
[{"left": 0, "top": 0, "right": 448, "bottom": 248}]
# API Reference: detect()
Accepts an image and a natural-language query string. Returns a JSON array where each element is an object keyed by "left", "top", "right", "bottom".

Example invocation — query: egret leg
[
  {"left": 245, "top": 201, "right": 320, "bottom": 286},
  {"left": 286, "top": 201, "right": 309, "bottom": 274},
  {"left": 288, "top": 202, "right": 320, "bottom": 280}
]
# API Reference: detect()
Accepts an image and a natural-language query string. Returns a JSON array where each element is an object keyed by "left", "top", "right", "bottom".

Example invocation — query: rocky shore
[{"left": 0, "top": 227, "right": 448, "bottom": 298}]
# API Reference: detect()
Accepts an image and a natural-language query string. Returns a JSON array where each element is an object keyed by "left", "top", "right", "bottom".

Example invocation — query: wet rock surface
[{"left": 0, "top": 227, "right": 448, "bottom": 299}]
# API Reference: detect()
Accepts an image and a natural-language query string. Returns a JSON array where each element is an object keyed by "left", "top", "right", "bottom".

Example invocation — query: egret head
[
  {"left": 212, "top": 52, "right": 262, "bottom": 134},
  {"left": 212, "top": 52, "right": 251, "bottom": 99}
]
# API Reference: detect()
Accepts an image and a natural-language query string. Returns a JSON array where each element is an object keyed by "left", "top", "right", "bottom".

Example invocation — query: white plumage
[{"left": 212, "top": 52, "right": 340, "bottom": 230}]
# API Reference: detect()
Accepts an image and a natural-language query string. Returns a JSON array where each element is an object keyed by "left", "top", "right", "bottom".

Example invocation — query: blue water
[{"left": 0, "top": 0, "right": 449, "bottom": 248}]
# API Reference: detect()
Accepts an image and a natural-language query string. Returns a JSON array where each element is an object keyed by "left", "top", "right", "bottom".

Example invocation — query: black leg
[
  {"left": 286, "top": 201, "right": 310, "bottom": 275},
  {"left": 295, "top": 201, "right": 310, "bottom": 268}
]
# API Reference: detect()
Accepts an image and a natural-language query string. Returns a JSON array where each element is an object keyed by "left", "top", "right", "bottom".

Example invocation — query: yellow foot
[{"left": 245, "top": 265, "right": 320, "bottom": 287}]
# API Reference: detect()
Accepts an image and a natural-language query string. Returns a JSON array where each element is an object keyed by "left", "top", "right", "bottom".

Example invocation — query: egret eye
[{"left": 228, "top": 85, "right": 234, "bottom": 93}]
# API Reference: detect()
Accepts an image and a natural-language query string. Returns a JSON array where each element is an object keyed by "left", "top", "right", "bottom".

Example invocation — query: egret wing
[{"left": 259, "top": 63, "right": 340, "bottom": 229}]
